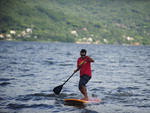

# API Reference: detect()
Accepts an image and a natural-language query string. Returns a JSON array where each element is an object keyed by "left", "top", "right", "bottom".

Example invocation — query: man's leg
[
  {"left": 79, "top": 75, "right": 91, "bottom": 100},
  {"left": 79, "top": 85, "right": 88, "bottom": 100}
]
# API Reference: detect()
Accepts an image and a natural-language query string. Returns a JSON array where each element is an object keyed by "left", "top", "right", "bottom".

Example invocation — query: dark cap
[{"left": 80, "top": 49, "right": 87, "bottom": 53}]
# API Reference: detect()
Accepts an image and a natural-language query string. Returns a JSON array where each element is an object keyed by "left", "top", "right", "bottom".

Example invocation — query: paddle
[
  {"left": 53, "top": 71, "right": 76, "bottom": 95},
  {"left": 53, "top": 59, "right": 87, "bottom": 95}
]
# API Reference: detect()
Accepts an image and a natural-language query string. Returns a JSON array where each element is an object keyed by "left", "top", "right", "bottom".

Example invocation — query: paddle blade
[{"left": 53, "top": 85, "right": 63, "bottom": 95}]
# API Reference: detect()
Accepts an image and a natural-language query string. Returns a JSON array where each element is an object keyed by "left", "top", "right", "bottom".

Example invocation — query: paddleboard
[{"left": 64, "top": 98, "right": 101, "bottom": 104}]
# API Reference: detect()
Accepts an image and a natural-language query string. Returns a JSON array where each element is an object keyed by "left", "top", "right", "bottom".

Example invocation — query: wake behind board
[{"left": 64, "top": 98, "right": 101, "bottom": 106}]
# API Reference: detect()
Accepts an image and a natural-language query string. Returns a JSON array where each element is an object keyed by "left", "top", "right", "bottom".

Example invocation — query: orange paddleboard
[{"left": 64, "top": 98, "right": 101, "bottom": 104}]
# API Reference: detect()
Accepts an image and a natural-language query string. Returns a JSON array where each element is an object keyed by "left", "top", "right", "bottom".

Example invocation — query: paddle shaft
[
  {"left": 62, "top": 72, "right": 76, "bottom": 86},
  {"left": 62, "top": 59, "right": 87, "bottom": 86}
]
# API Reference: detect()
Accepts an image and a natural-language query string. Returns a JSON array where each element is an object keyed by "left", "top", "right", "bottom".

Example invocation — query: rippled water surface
[{"left": 0, "top": 41, "right": 150, "bottom": 113}]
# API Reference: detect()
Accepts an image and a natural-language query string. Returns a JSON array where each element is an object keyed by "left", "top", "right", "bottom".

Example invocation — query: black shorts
[{"left": 79, "top": 75, "right": 91, "bottom": 89}]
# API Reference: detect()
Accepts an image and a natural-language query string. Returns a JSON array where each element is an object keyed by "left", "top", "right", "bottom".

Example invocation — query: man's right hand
[{"left": 74, "top": 69, "right": 79, "bottom": 73}]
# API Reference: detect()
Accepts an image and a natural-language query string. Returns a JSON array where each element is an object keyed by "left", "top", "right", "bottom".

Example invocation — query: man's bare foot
[{"left": 81, "top": 97, "right": 88, "bottom": 101}]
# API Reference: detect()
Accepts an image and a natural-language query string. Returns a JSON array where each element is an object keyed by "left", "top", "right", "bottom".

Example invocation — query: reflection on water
[{"left": 0, "top": 41, "right": 150, "bottom": 113}]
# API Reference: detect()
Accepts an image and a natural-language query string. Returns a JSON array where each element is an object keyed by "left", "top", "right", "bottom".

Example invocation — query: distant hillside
[{"left": 0, "top": 0, "right": 150, "bottom": 45}]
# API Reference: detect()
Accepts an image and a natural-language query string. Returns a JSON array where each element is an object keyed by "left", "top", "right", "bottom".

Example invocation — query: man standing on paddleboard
[{"left": 74, "top": 49, "right": 94, "bottom": 100}]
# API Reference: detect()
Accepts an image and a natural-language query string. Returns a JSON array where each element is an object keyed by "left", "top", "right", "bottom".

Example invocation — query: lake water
[{"left": 0, "top": 41, "right": 150, "bottom": 113}]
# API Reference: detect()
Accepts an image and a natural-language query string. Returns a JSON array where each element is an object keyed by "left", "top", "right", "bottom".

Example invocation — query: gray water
[{"left": 0, "top": 41, "right": 150, "bottom": 113}]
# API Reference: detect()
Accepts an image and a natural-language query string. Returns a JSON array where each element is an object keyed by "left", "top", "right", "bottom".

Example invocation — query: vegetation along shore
[{"left": 0, "top": 0, "right": 150, "bottom": 45}]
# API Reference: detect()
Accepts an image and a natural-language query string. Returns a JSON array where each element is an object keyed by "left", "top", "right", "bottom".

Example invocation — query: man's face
[{"left": 80, "top": 52, "right": 86, "bottom": 58}]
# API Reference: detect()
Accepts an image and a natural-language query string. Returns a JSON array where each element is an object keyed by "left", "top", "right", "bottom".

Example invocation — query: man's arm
[
  {"left": 87, "top": 56, "right": 94, "bottom": 62},
  {"left": 74, "top": 56, "right": 94, "bottom": 73},
  {"left": 74, "top": 59, "right": 87, "bottom": 72}
]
